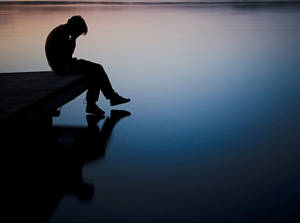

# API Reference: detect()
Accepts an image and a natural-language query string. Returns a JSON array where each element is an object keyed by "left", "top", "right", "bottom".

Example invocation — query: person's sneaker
[
  {"left": 110, "top": 92, "right": 130, "bottom": 106},
  {"left": 86, "top": 104, "right": 105, "bottom": 116}
]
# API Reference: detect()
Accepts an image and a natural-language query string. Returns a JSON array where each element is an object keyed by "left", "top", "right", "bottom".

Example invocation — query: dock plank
[{"left": 0, "top": 71, "right": 88, "bottom": 131}]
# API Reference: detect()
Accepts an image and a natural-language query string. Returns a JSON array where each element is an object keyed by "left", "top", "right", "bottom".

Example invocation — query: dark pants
[{"left": 68, "top": 58, "right": 115, "bottom": 103}]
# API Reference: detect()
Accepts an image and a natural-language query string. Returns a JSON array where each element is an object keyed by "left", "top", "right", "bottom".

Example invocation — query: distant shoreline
[{"left": 1, "top": 1, "right": 300, "bottom": 5}]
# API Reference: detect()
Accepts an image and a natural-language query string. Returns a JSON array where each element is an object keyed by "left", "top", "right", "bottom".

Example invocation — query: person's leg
[
  {"left": 69, "top": 58, "right": 130, "bottom": 115},
  {"left": 68, "top": 59, "right": 110, "bottom": 115},
  {"left": 70, "top": 59, "right": 116, "bottom": 102},
  {"left": 86, "top": 64, "right": 116, "bottom": 102}
]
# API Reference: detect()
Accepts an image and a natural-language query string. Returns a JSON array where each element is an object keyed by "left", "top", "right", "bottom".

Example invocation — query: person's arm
[{"left": 65, "top": 36, "right": 76, "bottom": 61}]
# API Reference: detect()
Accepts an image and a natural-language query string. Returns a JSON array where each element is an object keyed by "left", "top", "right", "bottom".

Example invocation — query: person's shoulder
[
  {"left": 50, "top": 24, "right": 67, "bottom": 35},
  {"left": 46, "top": 24, "right": 69, "bottom": 44}
]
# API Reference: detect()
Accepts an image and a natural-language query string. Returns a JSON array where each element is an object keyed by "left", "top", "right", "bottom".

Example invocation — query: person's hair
[{"left": 67, "top": 15, "right": 88, "bottom": 35}]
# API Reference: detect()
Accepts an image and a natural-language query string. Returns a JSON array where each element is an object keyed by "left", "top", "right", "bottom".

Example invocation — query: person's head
[{"left": 67, "top": 15, "right": 88, "bottom": 38}]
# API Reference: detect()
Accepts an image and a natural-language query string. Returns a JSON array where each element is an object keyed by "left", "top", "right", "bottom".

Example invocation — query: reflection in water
[{"left": 5, "top": 109, "right": 130, "bottom": 223}]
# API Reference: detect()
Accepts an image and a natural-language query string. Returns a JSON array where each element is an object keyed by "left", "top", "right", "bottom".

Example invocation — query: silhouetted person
[{"left": 45, "top": 15, "right": 130, "bottom": 116}]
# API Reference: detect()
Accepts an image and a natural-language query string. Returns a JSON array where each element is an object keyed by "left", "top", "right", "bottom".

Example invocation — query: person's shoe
[
  {"left": 86, "top": 104, "right": 105, "bottom": 116},
  {"left": 110, "top": 92, "right": 130, "bottom": 106},
  {"left": 110, "top": 110, "right": 131, "bottom": 122}
]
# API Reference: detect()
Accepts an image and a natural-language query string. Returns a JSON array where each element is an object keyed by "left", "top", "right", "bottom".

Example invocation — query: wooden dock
[{"left": 0, "top": 71, "right": 88, "bottom": 133}]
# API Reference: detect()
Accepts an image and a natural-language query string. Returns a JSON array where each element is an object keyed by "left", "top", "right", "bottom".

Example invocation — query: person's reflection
[
  {"left": 66, "top": 109, "right": 131, "bottom": 200},
  {"left": 37, "top": 109, "right": 131, "bottom": 222}
]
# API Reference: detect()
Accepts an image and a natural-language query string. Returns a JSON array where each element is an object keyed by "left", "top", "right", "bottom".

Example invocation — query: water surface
[{"left": 1, "top": 3, "right": 300, "bottom": 222}]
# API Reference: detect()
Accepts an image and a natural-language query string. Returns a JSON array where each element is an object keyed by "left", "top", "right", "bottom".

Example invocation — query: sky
[{"left": 0, "top": 0, "right": 299, "bottom": 2}]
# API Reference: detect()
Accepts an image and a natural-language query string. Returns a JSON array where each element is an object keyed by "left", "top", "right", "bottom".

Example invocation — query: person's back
[{"left": 45, "top": 24, "right": 75, "bottom": 74}]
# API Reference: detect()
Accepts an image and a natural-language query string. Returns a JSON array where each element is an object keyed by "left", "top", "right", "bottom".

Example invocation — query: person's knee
[
  {"left": 96, "top": 64, "right": 105, "bottom": 73},
  {"left": 87, "top": 63, "right": 107, "bottom": 82}
]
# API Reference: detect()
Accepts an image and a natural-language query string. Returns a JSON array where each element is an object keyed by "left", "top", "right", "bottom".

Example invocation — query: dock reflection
[{"left": 6, "top": 110, "right": 130, "bottom": 223}]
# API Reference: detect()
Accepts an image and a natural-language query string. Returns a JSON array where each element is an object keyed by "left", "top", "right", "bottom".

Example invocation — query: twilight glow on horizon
[{"left": 0, "top": 0, "right": 299, "bottom": 2}]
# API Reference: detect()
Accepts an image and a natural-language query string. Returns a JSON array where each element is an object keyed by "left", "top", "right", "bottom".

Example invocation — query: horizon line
[{"left": 1, "top": 0, "right": 300, "bottom": 5}]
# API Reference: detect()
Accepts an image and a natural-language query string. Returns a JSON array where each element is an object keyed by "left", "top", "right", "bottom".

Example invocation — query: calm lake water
[{"left": 1, "top": 3, "right": 300, "bottom": 222}]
